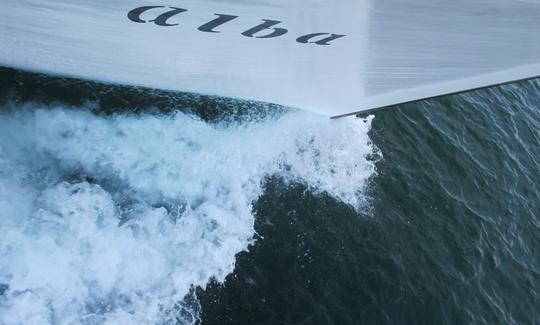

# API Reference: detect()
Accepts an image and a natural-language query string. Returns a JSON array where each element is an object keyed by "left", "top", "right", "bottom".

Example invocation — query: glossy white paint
[{"left": 1, "top": 0, "right": 539, "bottom": 116}]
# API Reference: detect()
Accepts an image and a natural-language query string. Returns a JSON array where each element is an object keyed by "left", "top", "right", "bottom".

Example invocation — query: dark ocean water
[
  {"left": 198, "top": 82, "right": 540, "bottom": 325},
  {"left": 0, "top": 68, "right": 539, "bottom": 324}
]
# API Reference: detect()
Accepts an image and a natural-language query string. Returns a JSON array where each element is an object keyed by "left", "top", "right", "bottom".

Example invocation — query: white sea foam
[{"left": 0, "top": 105, "right": 378, "bottom": 324}]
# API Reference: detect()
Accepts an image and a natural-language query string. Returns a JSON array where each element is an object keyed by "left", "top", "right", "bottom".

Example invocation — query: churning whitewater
[{"left": 0, "top": 105, "right": 378, "bottom": 324}]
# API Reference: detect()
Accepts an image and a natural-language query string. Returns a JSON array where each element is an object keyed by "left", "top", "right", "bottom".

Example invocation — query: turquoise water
[{"left": 0, "top": 68, "right": 539, "bottom": 324}]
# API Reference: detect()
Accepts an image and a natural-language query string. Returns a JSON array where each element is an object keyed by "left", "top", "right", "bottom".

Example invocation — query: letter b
[{"left": 242, "top": 20, "right": 288, "bottom": 39}]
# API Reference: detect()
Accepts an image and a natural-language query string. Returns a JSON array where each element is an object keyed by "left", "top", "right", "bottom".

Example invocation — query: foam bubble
[{"left": 0, "top": 105, "right": 378, "bottom": 324}]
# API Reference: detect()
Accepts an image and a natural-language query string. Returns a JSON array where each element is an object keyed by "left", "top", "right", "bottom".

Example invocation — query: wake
[{"left": 0, "top": 105, "right": 378, "bottom": 324}]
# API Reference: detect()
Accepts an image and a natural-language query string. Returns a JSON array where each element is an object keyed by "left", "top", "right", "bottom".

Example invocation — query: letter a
[
  {"left": 151, "top": 7, "right": 188, "bottom": 26},
  {"left": 296, "top": 33, "right": 346, "bottom": 45},
  {"left": 127, "top": 6, "right": 165, "bottom": 23},
  {"left": 242, "top": 20, "right": 288, "bottom": 39}
]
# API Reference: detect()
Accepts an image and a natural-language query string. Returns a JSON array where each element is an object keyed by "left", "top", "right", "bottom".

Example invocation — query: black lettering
[
  {"left": 127, "top": 6, "right": 165, "bottom": 23},
  {"left": 198, "top": 14, "right": 239, "bottom": 33},
  {"left": 151, "top": 7, "right": 188, "bottom": 26},
  {"left": 241, "top": 20, "right": 288, "bottom": 39},
  {"left": 128, "top": 7, "right": 346, "bottom": 47},
  {"left": 296, "top": 33, "right": 346, "bottom": 45}
]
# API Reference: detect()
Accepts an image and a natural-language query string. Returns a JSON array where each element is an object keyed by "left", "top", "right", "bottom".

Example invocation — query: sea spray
[{"left": 0, "top": 105, "right": 378, "bottom": 324}]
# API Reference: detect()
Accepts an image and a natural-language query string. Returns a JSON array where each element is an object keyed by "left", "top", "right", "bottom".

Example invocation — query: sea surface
[{"left": 0, "top": 68, "right": 538, "bottom": 324}]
